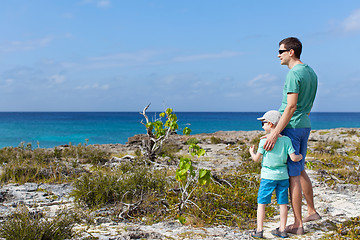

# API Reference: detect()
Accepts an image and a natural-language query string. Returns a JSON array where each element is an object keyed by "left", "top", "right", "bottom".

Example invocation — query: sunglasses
[
  {"left": 261, "top": 121, "right": 268, "bottom": 126},
  {"left": 279, "top": 49, "right": 291, "bottom": 54}
]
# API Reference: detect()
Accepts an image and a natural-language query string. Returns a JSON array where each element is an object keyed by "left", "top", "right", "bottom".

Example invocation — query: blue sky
[{"left": 1, "top": 1, "right": 359, "bottom": 112}]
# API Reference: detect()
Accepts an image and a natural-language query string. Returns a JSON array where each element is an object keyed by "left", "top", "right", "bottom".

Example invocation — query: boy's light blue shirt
[{"left": 257, "top": 136, "right": 295, "bottom": 180}]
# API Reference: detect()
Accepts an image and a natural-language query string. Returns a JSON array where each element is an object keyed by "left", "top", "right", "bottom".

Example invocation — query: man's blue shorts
[
  {"left": 281, "top": 128, "right": 311, "bottom": 177},
  {"left": 257, "top": 178, "right": 289, "bottom": 205}
]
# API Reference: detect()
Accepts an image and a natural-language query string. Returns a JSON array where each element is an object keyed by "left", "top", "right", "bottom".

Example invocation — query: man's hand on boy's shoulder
[{"left": 261, "top": 132, "right": 280, "bottom": 151}]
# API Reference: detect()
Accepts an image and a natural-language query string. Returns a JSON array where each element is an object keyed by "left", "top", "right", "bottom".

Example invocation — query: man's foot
[
  {"left": 285, "top": 225, "right": 305, "bottom": 235},
  {"left": 303, "top": 212, "right": 321, "bottom": 223},
  {"left": 271, "top": 228, "right": 288, "bottom": 238},
  {"left": 250, "top": 229, "right": 264, "bottom": 238}
]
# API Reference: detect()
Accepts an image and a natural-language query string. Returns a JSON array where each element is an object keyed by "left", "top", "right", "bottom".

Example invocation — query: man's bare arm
[{"left": 263, "top": 93, "right": 298, "bottom": 151}]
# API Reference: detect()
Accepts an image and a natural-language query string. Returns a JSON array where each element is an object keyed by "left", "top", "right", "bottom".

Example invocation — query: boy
[{"left": 249, "top": 110, "right": 302, "bottom": 238}]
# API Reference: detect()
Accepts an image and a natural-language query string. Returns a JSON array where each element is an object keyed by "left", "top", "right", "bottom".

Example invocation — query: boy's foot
[
  {"left": 250, "top": 229, "right": 264, "bottom": 238},
  {"left": 303, "top": 212, "right": 321, "bottom": 223},
  {"left": 271, "top": 228, "right": 288, "bottom": 238},
  {"left": 285, "top": 225, "right": 305, "bottom": 235}
]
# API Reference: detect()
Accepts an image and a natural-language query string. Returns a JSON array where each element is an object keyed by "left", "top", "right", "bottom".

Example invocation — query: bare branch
[{"left": 140, "top": 103, "right": 151, "bottom": 124}]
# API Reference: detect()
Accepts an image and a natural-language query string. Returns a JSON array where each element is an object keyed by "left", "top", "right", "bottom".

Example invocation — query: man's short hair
[{"left": 279, "top": 37, "right": 302, "bottom": 59}]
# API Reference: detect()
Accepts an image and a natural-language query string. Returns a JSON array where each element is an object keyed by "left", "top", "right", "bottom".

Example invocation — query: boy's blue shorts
[
  {"left": 281, "top": 128, "right": 311, "bottom": 177},
  {"left": 257, "top": 178, "right": 289, "bottom": 205}
]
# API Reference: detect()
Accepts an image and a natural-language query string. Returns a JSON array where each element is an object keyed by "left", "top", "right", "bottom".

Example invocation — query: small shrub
[
  {"left": 210, "top": 136, "right": 222, "bottom": 144},
  {"left": 134, "top": 148, "right": 142, "bottom": 157},
  {"left": 250, "top": 135, "right": 262, "bottom": 146},
  {"left": 1, "top": 159, "right": 63, "bottom": 184},
  {"left": 0, "top": 143, "right": 110, "bottom": 184},
  {"left": 71, "top": 161, "right": 168, "bottom": 209},
  {"left": 166, "top": 171, "right": 267, "bottom": 228},
  {"left": 159, "top": 142, "right": 180, "bottom": 159},
  {"left": 322, "top": 216, "right": 360, "bottom": 239},
  {"left": 186, "top": 138, "right": 200, "bottom": 145},
  {"left": 0, "top": 206, "right": 81, "bottom": 240},
  {"left": 62, "top": 143, "right": 111, "bottom": 165}
]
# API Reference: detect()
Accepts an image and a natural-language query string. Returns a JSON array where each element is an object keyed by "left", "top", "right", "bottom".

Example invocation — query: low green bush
[
  {"left": 186, "top": 138, "right": 200, "bottom": 145},
  {"left": 0, "top": 158, "right": 80, "bottom": 184},
  {"left": 322, "top": 216, "right": 360, "bottom": 239},
  {"left": 61, "top": 143, "right": 111, "bottom": 164},
  {"left": 159, "top": 142, "right": 181, "bottom": 159},
  {"left": 165, "top": 169, "right": 269, "bottom": 229},
  {"left": 71, "top": 162, "right": 168, "bottom": 208},
  {"left": 0, "top": 206, "right": 82, "bottom": 240},
  {"left": 307, "top": 142, "right": 360, "bottom": 186},
  {"left": 210, "top": 136, "right": 222, "bottom": 144},
  {"left": 0, "top": 142, "right": 110, "bottom": 184}
]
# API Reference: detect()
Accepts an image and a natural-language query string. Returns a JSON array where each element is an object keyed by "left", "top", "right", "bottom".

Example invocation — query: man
[{"left": 263, "top": 37, "right": 320, "bottom": 235}]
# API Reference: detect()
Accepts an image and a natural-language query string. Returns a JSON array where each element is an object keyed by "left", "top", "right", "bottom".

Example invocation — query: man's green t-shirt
[
  {"left": 258, "top": 136, "right": 295, "bottom": 180},
  {"left": 279, "top": 64, "right": 318, "bottom": 128}
]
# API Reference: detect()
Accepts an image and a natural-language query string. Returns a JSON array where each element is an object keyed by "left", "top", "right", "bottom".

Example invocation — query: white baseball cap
[{"left": 257, "top": 110, "right": 282, "bottom": 125}]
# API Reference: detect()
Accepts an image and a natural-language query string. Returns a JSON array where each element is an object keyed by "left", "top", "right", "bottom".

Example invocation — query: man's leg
[
  {"left": 301, "top": 170, "right": 318, "bottom": 218},
  {"left": 298, "top": 128, "right": 319, "bottom": 220},
  {"left": 289, "top": 175, "right": 303, "bottom": 228}
]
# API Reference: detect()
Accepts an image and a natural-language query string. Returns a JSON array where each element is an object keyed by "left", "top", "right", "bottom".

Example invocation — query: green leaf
[
  {"left": 183, "top": 127, "right": 192, "bottom": 136},
  {"left": 198, "top": 169, "right": 211, "bottom": 185},
  {"left": 189, "top": 165, "right": 195, "bottom": 178},
  {"left": 198, "top": 148, "right": 206, "bottom": 157},
  {"left": 177, "top": 169, "right": 187, "bottom": 176},
  {"left": 177, "top": 215, "right": 186, "bottom": 224},
  {"left": 159, "top": 112, "right": 165, "bottom": 118},
  {"left": 165, "top": 108, "right": 173, "bottom": 115},
  {"left": 179, "top": 158, "right": 191, "bottom": 170},
  {"left": 175, "top": 169, "right": 187, "bottom": 182},
  {"left": 170, "top": 122, "right": 179, "bottom": 131}
]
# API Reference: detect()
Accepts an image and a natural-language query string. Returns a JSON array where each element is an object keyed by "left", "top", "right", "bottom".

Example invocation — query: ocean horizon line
[
  {"left": 0, "top": 111, "right": 359, "bottom": 113},
  {"left": 0, "top": 112, "right": 359, "bottom": 148}
]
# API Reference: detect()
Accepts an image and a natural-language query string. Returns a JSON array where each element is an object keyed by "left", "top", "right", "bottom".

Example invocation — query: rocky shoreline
[{"left": 0, "top": 128, "right": 359, "bottom": 239}]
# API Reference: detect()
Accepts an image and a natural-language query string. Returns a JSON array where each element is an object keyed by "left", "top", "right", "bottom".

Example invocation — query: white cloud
[
  {"left": 62, "top": 13, "right": 73, "bottom": 19},
  {"left": 97, "top": 0, "right": 111, "bottom": 8},
  {"left": 5, "top": 79, "right": 13, "bottom": 85},
  {"left": 76, "top": 83, "right": 110, "bottom": 90},
  {"left": 0, "top": 79, "right": 14, "bottom": 92},
  {"left": 80, "top": 0, "right": 111, "bottom": 8},
  {"left": 342, "top": 8, "right": 360, "bottom": 33},
  {"left": 247, "top": 73, "right": 278, "bottom": 87},
  {"left": 86, "top": 50, "right": 161, "bottom": 69},
  {"left": 246, "top": 73, "right": 282, "bottom": 98},
  {"left": 173, "top": 51, "right": 242, "bottom": 62},
  {"left": 75, "top": 50, "right": 243, "bottom": 70},
  {"left": 0, "top": 36, "right": 53, "bottom": 52},
  {"left": 89, "top": 50, "right": 159, "bottom": 62},
  {"left": 49, "top": 74, "right": 66, "bottom": 84}
]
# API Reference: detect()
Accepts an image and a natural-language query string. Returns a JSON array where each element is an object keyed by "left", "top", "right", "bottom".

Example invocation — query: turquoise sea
[{"left": 0, "top": 112, "right": 359, "bottom": 149}]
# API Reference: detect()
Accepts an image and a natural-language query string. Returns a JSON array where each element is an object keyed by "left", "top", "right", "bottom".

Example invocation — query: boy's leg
[
  {"left": 256, "top": 179, "right": 276, "bottom": 233},
  {"left": 257, "top": 204, "right": 266, "bottom": 232},
  {"left": 279, "top": 204, "right": 288, "bottom": 232},
  {"left": 275, "top": 179, "right": 290, "bottom": 231}
]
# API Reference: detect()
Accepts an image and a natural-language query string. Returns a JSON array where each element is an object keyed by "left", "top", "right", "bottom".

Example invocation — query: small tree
[
  {"left": 140, "top": 104, "right": 211, "bottom": 223},
  {"left": 140, "top": 104, "right": 179, "bottom": 161}
]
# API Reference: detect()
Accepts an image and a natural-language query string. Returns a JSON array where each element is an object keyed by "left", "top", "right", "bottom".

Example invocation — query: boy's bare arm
[
  {"left": 289, "top": 153, "right": 303, "bottom": 162},
  {"left": 249, "top": 145, "right": 263, "bottom": 162}
]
